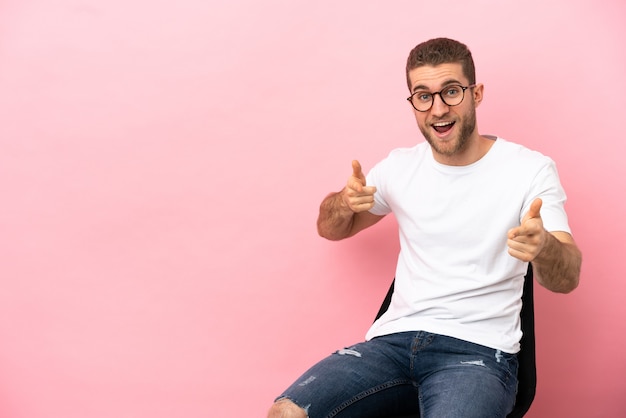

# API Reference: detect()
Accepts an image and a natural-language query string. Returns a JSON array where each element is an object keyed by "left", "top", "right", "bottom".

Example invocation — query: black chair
[{"left": 373, "top": 265, "right": 536, "bottom": 418}]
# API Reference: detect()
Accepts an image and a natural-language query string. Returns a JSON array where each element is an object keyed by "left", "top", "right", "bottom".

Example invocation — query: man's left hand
[{"left": 507, "top": 198, "right": 548, "bottom": 262}]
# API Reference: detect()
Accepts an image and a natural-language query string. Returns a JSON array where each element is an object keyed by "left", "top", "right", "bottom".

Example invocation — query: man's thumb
[
  {"left": 352, "top": 160, "right": 365, "bottom": 182},
  {"left": 527, "top": 198, "right": 542, "bottom": 220}
]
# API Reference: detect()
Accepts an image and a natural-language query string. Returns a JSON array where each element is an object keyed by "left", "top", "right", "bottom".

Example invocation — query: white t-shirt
[{"left": 365, "top": 136, "right": 571, "bottom": 353}]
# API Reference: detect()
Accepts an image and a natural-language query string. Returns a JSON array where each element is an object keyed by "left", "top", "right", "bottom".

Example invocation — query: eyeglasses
[{"left": 407, "top": 84, "right": 476, "bottom": 112}]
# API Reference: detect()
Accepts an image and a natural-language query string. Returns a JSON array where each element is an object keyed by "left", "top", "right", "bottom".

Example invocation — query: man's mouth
[{"left": 432, "top": 121, "right": 455, "bottom": 134}]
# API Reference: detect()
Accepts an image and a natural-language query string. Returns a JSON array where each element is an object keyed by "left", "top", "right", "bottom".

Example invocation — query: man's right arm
[{"left": 317, "top": 160, "right": 385, "bottom": 241}]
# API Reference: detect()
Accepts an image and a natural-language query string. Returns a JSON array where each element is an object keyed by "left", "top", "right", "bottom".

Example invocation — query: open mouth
[{"left": 432, "top": 121, "right": 455, "bottom": 134}]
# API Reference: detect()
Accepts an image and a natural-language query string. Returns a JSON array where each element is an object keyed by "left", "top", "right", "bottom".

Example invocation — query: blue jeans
[{"left": 276, "top": 331, "right": 518, "bottom": 418}]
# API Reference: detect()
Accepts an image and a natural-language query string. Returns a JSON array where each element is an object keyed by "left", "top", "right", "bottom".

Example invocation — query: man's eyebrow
[{"left": 412, "top": 79, "right": 464, "bottom": 93}]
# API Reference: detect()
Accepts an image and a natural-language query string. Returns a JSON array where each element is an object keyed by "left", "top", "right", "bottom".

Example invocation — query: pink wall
[{"left": 1, "top": 0, "right": 624, "bottom": 417}]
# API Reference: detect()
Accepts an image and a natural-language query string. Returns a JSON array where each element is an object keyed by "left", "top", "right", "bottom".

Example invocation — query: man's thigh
[
  {"left": 275, "top": 333, "right": 419, "bottom": 418},
  {"left": 416, "top": 335, "right": 519, "bottom": 418}
]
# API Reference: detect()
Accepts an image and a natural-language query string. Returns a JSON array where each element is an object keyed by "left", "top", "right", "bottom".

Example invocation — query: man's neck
[{"left": 433, "top": 134, "right": 496, "bottom": 166}]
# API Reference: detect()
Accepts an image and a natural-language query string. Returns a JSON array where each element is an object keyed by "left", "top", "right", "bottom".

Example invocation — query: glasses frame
[{"left": 407, "top": 84, "right": 476, "bottom": 112}]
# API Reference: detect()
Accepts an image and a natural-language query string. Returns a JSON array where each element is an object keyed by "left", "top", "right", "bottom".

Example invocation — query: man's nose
[{"left": 430, "top": 93, "right": 450, "bottom": 116}]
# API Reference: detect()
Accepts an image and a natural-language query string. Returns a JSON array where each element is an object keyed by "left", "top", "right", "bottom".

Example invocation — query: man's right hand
[
  {"left": 342, "top": 160, "right": 377, "bottom": 213},
  {"left": 317, "top": 160, "right": 383, "bottom": 240}
]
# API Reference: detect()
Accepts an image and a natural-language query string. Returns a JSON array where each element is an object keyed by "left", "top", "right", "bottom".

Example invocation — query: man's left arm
[{"left": 507, "top": 198, "right": 582, "bottom": 293}]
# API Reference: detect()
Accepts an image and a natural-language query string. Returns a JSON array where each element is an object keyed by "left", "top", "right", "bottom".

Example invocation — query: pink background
[{"left": 1, "top": 0, "right": 625, "bottom": 417}]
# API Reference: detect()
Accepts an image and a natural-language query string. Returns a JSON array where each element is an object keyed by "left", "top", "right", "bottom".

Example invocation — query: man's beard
[{"left": 420, "top": 107, "right": 477, "bottom": 157}]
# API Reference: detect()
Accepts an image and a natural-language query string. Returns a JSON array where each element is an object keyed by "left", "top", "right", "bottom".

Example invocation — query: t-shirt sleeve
[{"left": 523, "top": 159, "right": 572, "bottom": 234}]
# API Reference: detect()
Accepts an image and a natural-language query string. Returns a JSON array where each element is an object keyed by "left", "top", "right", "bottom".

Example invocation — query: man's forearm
[
  {"left": 532, "top": 232, "right": 582, "bottom": 293},
  {"left": 317, "top": 191, "right": 355, "bottom": 241}
]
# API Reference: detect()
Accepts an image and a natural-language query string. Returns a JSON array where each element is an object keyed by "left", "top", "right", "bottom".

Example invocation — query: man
[{"left": 268, "top": 38, "right": 581, "bottom": 418}]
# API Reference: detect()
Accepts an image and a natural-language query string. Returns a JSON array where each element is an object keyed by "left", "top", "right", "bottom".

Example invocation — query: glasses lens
[
  {"left": 440, "top": 85, "right": 464, "bottom": 106},
  {"left": 410, "top": 92, "right": 433, "bottom": 111}
]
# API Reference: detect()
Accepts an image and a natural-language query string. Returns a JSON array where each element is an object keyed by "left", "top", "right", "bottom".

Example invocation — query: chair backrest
[
  {"left": 509, "top": 264, "right": 536, "bottom": 417},
  {"left": 373, "top": 264, "right": 536, "bottom": 418}
]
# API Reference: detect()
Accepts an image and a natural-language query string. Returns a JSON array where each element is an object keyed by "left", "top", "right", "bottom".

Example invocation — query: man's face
[{"left": 407, "top": 63, "right": 482, "bottom": 160}]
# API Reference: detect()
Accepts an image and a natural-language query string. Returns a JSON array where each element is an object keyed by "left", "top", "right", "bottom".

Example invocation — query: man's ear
[{"left": 473, "top": 83, "right": 484, "bottom": 108}]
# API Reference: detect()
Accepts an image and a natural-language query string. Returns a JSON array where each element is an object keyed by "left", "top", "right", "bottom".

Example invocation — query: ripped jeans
[{"left": 275, "top": 331, "right": 518, "bottom": 418}]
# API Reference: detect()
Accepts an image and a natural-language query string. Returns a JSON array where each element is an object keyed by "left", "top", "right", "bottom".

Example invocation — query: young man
[{"left": 268, "top": 38, "right": 581, "bottom": 418}]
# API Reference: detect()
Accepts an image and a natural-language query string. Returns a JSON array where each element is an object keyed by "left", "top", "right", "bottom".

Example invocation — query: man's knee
[{"left": 267, "top": 398, "right": 308, "bottom": 418}]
